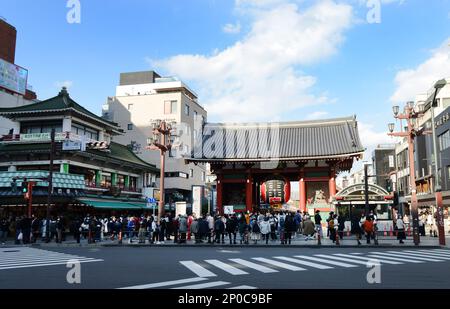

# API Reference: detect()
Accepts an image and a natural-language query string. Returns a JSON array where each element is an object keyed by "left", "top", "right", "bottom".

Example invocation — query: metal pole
[
  {"left": 430, "top": 93, "right": 446, "bottom": 246},
  {"left": 407, "top": 114, "right": 420, "bottom": 245},
  {"left": 28, "top": 182, "right": 33, "bottom": 218},
  {"left": 364, "top": 163, "right": 370, "bottom": 217},
  {"left": 157, "top": 122, "right": 166, "bottom": 224},
  {"left": 46, "top": 129, "right": 55, "bottom": 241}
]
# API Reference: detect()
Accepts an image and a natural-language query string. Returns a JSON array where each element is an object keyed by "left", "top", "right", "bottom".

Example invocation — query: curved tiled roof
[{"left": 189, "top": 116, "right": 365, "bottom": 162}]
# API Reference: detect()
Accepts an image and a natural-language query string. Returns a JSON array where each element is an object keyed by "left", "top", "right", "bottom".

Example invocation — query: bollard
[
  {"left": 389, "top": 226, "right": 393, "bottom": 237},
  {"left": 407, "top": 226, "right": 412, "bottom": 237},
  {"left": 383, "top": 226, "right": 387, "bottom": 237},
  {"left": 346, "top": 226, "right": 350, "bottom": 237},
  {"left": 317, "top": 227, "right": 321, "bottom": 245},
  {"left": 335, "top": 230, "right": 340, "bottom": 245},
  {"left": 118, "top": 231, "right": 122, "bottom": 244}
]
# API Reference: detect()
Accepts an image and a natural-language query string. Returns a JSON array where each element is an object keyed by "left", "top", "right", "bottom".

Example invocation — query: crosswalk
[
  {"left": 178, "top": 249, "right": 450, "bottom": 282},
  {"left": 0, "top": 247, "right": 103, "bottom": 270},
  {"left": 118, "top": 248, "right": 450, "bottom": 290}
]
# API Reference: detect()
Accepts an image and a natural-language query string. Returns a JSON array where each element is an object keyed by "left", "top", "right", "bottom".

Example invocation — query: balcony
[{"left": 84, "top": 181, "right": 142, "bottom": 196}]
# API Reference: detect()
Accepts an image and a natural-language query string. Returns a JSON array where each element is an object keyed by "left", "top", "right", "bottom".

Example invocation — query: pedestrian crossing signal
[{"left": 22, "top": 181, "right": 28, "bottom": 193}]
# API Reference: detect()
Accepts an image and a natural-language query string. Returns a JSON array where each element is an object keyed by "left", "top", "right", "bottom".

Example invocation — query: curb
[{"left": 10, "top": 243, "right": 444, "bottom": 249}]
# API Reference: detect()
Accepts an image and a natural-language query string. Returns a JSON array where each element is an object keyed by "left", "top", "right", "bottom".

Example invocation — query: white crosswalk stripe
[
  {"left": 315, "top": 254, "right": 376, "bottom": 266},
  {"left": 393, "top": 251, "right": 450, "bottom": 260},
  {"left": 179, "top": 261, "right": 217, "bottom": 277},
  {"left": 403, "top": 250, "right": 450, "bottom": 259},
  {"left": 366, "top": 254, "right": 424, "bottom": 263},
  {"left": 415, "top": 250, "right": 450, "bottom": 257},
  {"left": 332, "top": 254, "right": 403, "bottom": 265},
  {"left": 431, "top": 249, "right": 450, "bottom": 254},
  {"left": 119, "top": 277, "right": 207, "bottom": 289},
  {"left": 172, "top": 281, "right": 231, "bottom": 289},
  {"left": 388, "top": 251, "right": 449, "bottom": 262},
  {"left": 0, "top": 247, "right": 102, "bottom": 270},
  {"left": 227, "top": 285, "right": 257, "bottom": 289},
  {"left": 229, "top": 258, "right": 278, "bottom": 273},
  {"left": 369, "top": 251, "right": 445, "bottom": 262},
  {"left": 205, "top": 259, "right": 249, "bottom": 275},
  {"left": 251, "top": 257, "right": 306, "bottom": 271},
  {"left": 273, "top": 256, "right": 334, "bottom": 269},
  {"left": 294, "top": 255, "right": 358, "bottom": 268}
]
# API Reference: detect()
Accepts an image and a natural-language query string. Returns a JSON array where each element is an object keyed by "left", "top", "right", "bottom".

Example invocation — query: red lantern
[{"left": 261, "top": 177, "right": 291, "bottom": 205}]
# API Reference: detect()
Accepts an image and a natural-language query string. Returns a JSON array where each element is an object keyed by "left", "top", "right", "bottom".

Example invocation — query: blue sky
[{"left": 1, "top": 0, "right": 450, "bottom": 157}]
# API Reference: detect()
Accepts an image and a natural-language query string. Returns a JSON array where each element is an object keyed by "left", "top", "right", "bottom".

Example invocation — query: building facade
[
  {"left": 0, "top": 88, "right": 159, "bottom": 217},
  {"left": 103, "top": 71, "right": 207, "bottom": 204}
]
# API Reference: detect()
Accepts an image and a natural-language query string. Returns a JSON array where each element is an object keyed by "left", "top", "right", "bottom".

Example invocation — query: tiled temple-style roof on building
[
  {"left": 0, "top": 87, "right": 122, "bottom": 134},
  {"left": 187, "top": 116, "right": 365, "bottom": 163}
]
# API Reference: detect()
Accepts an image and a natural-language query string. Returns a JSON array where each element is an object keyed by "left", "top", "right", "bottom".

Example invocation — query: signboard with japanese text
[{"left": 0, "top": 58, "right": 28, "bottom": 95}]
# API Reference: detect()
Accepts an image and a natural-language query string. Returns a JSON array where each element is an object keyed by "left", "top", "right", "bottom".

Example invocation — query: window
[
  {"left": 447, "top": 166, "right": 450, "bottom": 182},
  {"left": 185, "top": 104, "right": 190, "bottom": 116},
  {"left": 194, "top": 110, "right": 198, "bottom": 118},
  {"left": 164, "top": 100, "right": 177, "bottom": 114},
  {"left": 71, "top": 123, "right": 99, "bottom": 140},
  {"left": 443, "top": 98, "right": 450, "bottom": 109},
  {"left": 201, "top": 171, "right": 206, "bottom": 182},
  {"left": 127, "top": 124, "right": 133, "bottom": 131},
  {"left": 439, "top": 130, "right": 450, "bottom": 151},
  {"left": 127, "top": 104, "right": 133, "bottom": 111},
  {"left": 189, "top": 169, "right": 194, "bottom": 178}
]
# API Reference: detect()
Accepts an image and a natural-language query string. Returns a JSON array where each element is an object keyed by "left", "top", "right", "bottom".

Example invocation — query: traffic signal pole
[{"left": 46, "top": 129, "right": 55, "bottom": 241}]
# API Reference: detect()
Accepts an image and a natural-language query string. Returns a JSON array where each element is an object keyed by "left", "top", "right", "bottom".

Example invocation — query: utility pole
[
  {"left": 364, "top": 162, "right": 370, "bottom": 217},
  {"left": 46, "top": 129, "right": 55, "bottom": 241}
]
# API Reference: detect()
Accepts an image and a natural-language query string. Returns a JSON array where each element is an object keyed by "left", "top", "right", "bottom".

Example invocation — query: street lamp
[
  {"left": 388, "top": 123, "right": 395, "bottom": 133},
  {"left": 429, "top": 78, "right": 447, "bottom": 246},
  {"left": 387, "top": 101, "right": 425, "bottom": 245},
  {"left": 392, "top": 105, "right": 400, "bottom": 117},
  {"left": 147, "top": 120, "right": 174, "bottom": 224},
  {"left": 363, "top": 161, "right": 371, "bottom": 217}
]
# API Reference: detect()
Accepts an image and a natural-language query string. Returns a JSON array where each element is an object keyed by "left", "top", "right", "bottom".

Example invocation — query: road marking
[
  {"left": 431, "top": 249, "right": 450, "bottom": 254},
  {"left": 251, "top": 257, "right": 306, "bottom": 271},
  {"left": 392, "top": 251, "right": 450, "bottom": 261},
  {"left": 369, "top": 252, "right": 445, "bottom": 262},
  {"left": 273, "top": 256, "right": 333, "bottom": 269},
  {"left": 205, "top": 259, "right": 249, "bottom": 275},
  {"left": 416, "top": 250, "right": 450, "bottom": 257},
  {"left": 0, "top": 255, "right": 87, "bottom": 263},
  {"left": 172, "top": 281, "right": 230, "bottom": 289},
  {"left": 314, "top": 254, "right": 372, "bottom": 266},
  {"left": 0, "top": 259, "right": 103, "bottom": 271},
  {"left": 387, "top": 251, "right": 449, "bottom": 261},
  {"left": 366, "top": 254, "right": 424, "bottom": 263},
  {"left": 0, "top": 258, "right": 100, "bottom": 267},
  {"left": 228, "top": 285, "right": 257, "bottom": 289},
  {"left": 119, "top": 277, "right": 208, "bottom": 289},
  {"left": 333, "top": 254, "right": 403, "bottom": 265},
  {"left": 229, "top": 258, "right": 278, "bottom": 273},
  {"left": 403, "top": 250, "right": 450, "bottom": 260},
  {"left": 179, "top": 261, "right": 217, "bottom": 277},
  {"left": 294, "top": 255, "right": 358, "bottom": 268}
]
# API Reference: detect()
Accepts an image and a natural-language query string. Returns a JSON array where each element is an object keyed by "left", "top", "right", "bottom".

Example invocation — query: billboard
[
  {"left": 192, "top": 186, "right": 203, "bottom": 217},
  {"left": 0, "top": 58, "right": 28, "bottom": 95}
]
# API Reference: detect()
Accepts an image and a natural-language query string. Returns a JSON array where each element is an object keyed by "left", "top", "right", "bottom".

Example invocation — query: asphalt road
[{"left": 0, "top": 246, "right": 449, "bottom": 289}]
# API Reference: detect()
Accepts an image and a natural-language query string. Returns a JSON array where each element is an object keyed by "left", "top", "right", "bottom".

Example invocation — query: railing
[
  {"left": 84, "top": 182, "right": 141, "bottom": 193},
  {"left": 0, "top": 132, "right": 100, "bottom": 144}
]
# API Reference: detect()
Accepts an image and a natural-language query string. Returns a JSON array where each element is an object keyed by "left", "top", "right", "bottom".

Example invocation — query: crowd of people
[{"left": 0, "top": 208, "right": 447, "bottom": 246}]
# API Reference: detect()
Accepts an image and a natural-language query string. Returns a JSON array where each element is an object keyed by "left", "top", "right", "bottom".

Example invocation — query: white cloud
[
  {"left": 153, "top": 0, "right": 353, "bottom": 122},
  {"left": 306, "top": 111, "right": 329, "bottom": 120},
  {"left": 55, "top": 80, "right": 73, "bottom": 89},
  {"left": 223, "top": 22, "right": 241, "bottom": 34},
  {"left": 390, "top": 38, "right": 450, "bottom": 103}
]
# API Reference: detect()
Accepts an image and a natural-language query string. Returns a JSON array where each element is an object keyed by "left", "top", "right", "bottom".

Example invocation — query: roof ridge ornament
[{"left": 58, "top": 87, "right": 69, "bottom": 97}]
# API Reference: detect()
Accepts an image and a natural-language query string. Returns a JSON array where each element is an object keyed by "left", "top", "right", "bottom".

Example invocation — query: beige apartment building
[{"left": 103, "top": 71, "right": 207, "bottom": 205}]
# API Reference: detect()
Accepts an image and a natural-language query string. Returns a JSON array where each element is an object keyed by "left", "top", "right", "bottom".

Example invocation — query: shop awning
[{"left": 78, "top": 199, "right": 146, "bottom": 210}]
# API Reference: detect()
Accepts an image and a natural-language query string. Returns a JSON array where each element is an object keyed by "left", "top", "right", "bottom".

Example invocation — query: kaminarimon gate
[{"left": 187, "top": 116, "right": 365, "bottom": 214}]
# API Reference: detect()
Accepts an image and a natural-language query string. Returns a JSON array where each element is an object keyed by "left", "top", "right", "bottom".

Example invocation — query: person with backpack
[
  {"left": 396, "top": 215, "right": 406, "bottom": 244},
  {"left": 362, "top": 217, "right": 375, "bottom": 244}
]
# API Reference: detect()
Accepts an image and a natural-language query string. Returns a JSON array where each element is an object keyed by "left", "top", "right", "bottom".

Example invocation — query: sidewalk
[{"left": 2, "top": 235, "right": 449, "bottom": 249}]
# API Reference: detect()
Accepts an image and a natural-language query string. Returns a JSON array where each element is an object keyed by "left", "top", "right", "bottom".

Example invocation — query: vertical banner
[
  {"left": 192, "top": 185, "right": 203, "bottom": 217},
  {"left": 176, "top": 202, "right": 187, "bottom": 217}
]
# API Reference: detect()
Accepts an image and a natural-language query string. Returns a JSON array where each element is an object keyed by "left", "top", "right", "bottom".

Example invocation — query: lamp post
[
  {"left": 430, "top": 78, "right": 447, "bottom": 246},
  {"left": 363, "top": 161, "right": 371, "bottom": 217},
  {"left": 147, "top": 120, "right": 174, "bottom": 224},
  {"left": 388, "top": 103, "right": 424, "bottom": 245}
]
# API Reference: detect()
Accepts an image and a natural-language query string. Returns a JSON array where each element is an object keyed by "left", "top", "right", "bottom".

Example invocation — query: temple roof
[
  {"left": 187, "top": 116, "right": 365, "bottom": 163},
  {"left": 0, "top": 87, "right": 122, "bottom": 133}
]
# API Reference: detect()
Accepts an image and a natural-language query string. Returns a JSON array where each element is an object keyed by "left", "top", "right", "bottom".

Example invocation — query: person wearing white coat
[{"left": 259, "top": 217, "right": 271, "bottom": 244}]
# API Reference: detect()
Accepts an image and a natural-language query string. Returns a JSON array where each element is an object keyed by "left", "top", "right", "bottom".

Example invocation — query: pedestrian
[
  {"left": 56, "top": 216, "right": 63, "bottom": 243},
  {"left": 214, "top": 215, "right": 225, "bottom": 244},
  {"left": 396, "top": 216, "right": 406, "bottom": 244},
  {"left": 72, "top": 217, "right": 82, "bottom": 244},
  {"left": 250, "top": 218, "right": 261, "bottom": 244},
  {"left": 138, "top": 216, "right": 147, "bottom": 244},
  {"left": 199, "top": 215, "right": 209, "bottom": 243},
  {"left": 187, "top": 213, "right": 194, "bottom": 241},
  {"left": 226, "top": 214, "right": 238, "bottom": 245},
  {"left": 351, "top": 216, "right": 362, "bottom": 245},
  {"left": 238, "top": 215, "right": 248, "bottom": 244},
  {"left": 328, "top": 214, "right": 336, "bottom": 243},
  {"left": 294, "top": 211, "right": 302, "bottom": 237},
  {"left": 314, "top": 210, "right": 323, "bottom": 240},
  {"left": 31, "top": 215, "right": 40, "bottom": 243},
  {"left": 207, "top": 213, "right": 214, "bottom": 243},
  {"left": 260, "top": 217, "right": 270, "bottom": 244},
  {"left": 178, "top": 215, "right": 188, "bottom": 244},
  {"left": 302, "top": 216, "right": 315, "bottom": 241},
  {"left": 284, "top": 213, "right": 296, "bottom": 245},
  {"left": 362, "top": 217, "right": 374, "bottom": 244},
  {"left": 0, "top": 217, "right": 9, "bottom": 245},
  {"left": 337, "top": 215, "right": 345, "bottom": 240},
  {"left": 190, "top": 218, "right": 200, "bottom": 243}
]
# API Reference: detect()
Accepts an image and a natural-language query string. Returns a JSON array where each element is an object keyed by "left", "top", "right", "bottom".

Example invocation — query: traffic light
[{"left": 22, "top": 179, "right": 29, "bottom": 199}]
